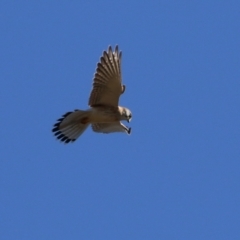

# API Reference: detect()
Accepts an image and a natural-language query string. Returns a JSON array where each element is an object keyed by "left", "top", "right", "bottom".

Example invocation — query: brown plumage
[{"left": 52, "top": 46, "right": 132, "bottom": 144}]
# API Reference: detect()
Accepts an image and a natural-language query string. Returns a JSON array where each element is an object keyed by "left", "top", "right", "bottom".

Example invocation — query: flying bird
[{"left": 52, "top": 46, "right": 132, "bottom": 143}]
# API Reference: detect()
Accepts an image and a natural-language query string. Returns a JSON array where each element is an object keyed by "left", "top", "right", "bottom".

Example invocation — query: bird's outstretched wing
[
  {"left": 91, "top": 122, "right": 131, "bottom": 134},
  {"left": 88, "top": 46, "right": 125, "bottom": 107}
]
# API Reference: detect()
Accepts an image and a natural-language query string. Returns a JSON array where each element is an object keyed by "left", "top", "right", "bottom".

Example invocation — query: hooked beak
[{"left": 127, "top": 118, "right": 131, "bottom": 123}]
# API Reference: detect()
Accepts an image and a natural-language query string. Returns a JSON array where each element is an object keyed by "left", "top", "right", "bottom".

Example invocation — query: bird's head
[{"left": 121, "top": 107, "right": 132, "bottom": 123}]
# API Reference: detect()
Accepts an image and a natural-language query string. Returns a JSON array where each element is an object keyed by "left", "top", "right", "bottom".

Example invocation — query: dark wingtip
[
  {"left": 121, "top": 84, "right": 126, "bottom": 94},
  {"left": 127, "top": 127, "right": 131, "bottom": 135},
  {"left": 57, "top": 134, "right": 64, "bottom": 139},
  {"left": 54, "top": 131, "right": 61, "bottom": 136},
  {"left": 52, "top": 127, "right": 59, "bottom": 132},
  {"left": 65, "top": 139, "right": 71, "bottom": 144},
  {"left": 63, "top": 112, "right": 72, "bottom": 117},
  {"left": 54, "top": 122, "right": 61, "bottom": 127},
  {"left": 61, "top": 136, "right": 67, "bottom": 142},
  {"left": 119, "top": 51, "right": 122, "bottom": 60}
]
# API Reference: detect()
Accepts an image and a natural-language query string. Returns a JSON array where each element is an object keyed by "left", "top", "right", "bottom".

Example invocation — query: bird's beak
[{"left": 127, "top": 118, "right": 131, "bottom": 123}]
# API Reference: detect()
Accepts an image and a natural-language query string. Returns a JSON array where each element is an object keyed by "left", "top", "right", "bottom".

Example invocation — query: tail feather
[{"left": 52, "top": 109, "right": 90, "bottom": 143}]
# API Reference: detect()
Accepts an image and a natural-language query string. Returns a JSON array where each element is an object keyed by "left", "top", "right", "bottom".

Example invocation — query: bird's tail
[{"left": 52, "top": 109, "right": 90, "bottom": 143}]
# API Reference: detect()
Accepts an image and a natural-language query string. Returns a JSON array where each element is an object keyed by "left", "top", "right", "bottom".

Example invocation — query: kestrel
[{"left": 52, "top": 45, "right": 132, "bottom": 143}]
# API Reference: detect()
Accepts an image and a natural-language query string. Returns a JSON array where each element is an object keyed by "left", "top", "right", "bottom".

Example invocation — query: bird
[{"left": 52, "top": 45, "right": 132, "bottom": 144}]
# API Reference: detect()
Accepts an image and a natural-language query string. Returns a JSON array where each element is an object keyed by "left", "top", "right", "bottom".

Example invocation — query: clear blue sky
[{"left": 1, "top": 1, "right": 240, "bottom": 239}]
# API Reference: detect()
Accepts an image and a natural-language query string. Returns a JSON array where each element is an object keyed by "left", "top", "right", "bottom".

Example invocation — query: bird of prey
[{"left": 52, "top": 45, "right": 132, "bottom": 144}]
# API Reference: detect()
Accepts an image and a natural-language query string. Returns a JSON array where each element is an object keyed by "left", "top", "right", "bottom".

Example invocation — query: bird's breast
[{"left": 89, "top": 106, "right": 120, "bottom": 123}]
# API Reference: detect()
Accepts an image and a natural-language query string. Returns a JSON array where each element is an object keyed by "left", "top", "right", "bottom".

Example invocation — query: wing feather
[{"left": 88, "top": 46, "right": 124, "bottom": 107}]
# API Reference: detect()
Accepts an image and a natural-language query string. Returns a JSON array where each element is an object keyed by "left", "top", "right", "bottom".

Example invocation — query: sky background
[{"left": 1, "top": 1, "right": 240, "bottom": 239}]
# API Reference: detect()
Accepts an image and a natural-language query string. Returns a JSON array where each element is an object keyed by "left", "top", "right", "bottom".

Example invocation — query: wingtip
[
  {"left": 115, "top": 45, "right": 119, "bottom": 52},
  {"left": 107, "top": 45, "right": 119, "bottom": 53},
  {"left": 121, "top": 85, "right": 126, "bottom": 94},
  {"left": 108, "top": 45, "right": 112, "bottom": 53}
]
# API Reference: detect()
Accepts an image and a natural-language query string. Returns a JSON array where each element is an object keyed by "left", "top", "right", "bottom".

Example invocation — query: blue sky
[{"left": 1, "top": 1, "right": 240, "bottom": 239}]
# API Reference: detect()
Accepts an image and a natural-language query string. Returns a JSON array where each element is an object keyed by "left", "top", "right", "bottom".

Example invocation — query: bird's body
[
  {"left": 86, "top": 106, "right": 121, "bottom": 123},
  {"left": 52, "top": 46, "right": 132, "bottom": 143}
]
